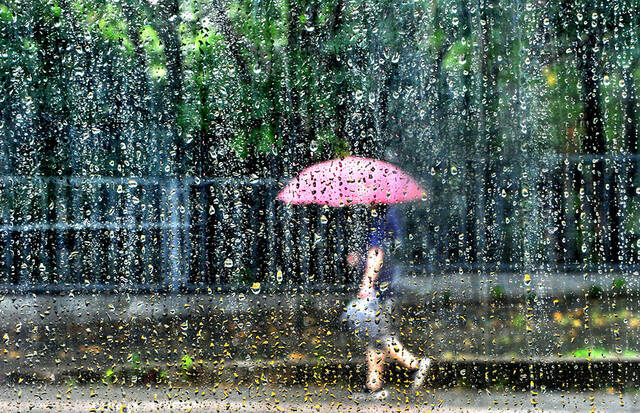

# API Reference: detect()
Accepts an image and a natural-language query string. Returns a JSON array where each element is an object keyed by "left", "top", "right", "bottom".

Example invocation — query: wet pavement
[{"left": 1, "top": 384, "right": 637, "bottom": 412}]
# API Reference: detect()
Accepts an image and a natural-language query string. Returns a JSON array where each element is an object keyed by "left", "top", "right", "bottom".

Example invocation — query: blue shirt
[{"left": 366, "top": 207, "right": 403, "bottom": 301}]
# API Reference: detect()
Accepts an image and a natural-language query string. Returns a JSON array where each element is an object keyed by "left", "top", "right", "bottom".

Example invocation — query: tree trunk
[
  {"left": 576, "top": 30, "right": 618, "bottom": 264},
  {"left": 156, "top": 0, "right": 185, "bottom": 174}
]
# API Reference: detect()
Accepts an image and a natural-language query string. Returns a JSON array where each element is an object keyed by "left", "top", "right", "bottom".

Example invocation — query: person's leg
[
  {"left": 382, "top": 335, "right": 419, "bottom": 369},
  {"left": 366, "top": 346, "right": 386, "bottom": 391},
  {"left": 382, "top": 334, "right": 432, "bottom": 389}
]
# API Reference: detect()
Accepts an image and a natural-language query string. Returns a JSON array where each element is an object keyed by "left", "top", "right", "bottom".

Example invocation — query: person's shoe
[
  {"left": 412, "top": 358, "right": 431, "bottom": 389},
  {"left": 358, "top": 386, "right": 387, "bottom": 401},
  {"left": 372, "top": 389, "right": 388, "bottom": 400}
]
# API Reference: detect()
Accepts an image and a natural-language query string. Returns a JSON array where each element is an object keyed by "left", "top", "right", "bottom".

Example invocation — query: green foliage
[
  {"left": 140, "top": 25, "right": 163, "bottom": 54},
  {"left": 571, "top": 348, "right": 640, "bottom": 359},
  {"left": 442, "top": 39, "right": 470, "bottom": 71},
  {"left": 180, "top": 354, "right": 194, "bottom": 372},
  {"left": 588, "top": 284, "right": 603, "bottom": 300},
  {"left": 127, "top": 352, "right": 141, "bottom": 366},
  {"left": 2, "top": 0, "right": 640, "bottom": 270},
  {"left": 104, "top": 368, "right": 115, "bottom": 383},
  {"left": 0, "top": 3, "right": 12, "bottom": 22},
  {"left": 96, "top": 5, "right": 133, "bottom": 52},
  {"left": 511, "top": 314, "right": 525, "bottom": 330},
  {"left": 612, "top": 278, "right": 626, "bottom": 291},
  {"left": 490, "top": 285, "right": 506, "bottom": 302}
]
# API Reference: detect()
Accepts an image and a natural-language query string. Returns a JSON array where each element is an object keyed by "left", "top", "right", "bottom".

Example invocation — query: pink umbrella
[{"left": 277, "top": 156, "right": 425, "bottom": 207}]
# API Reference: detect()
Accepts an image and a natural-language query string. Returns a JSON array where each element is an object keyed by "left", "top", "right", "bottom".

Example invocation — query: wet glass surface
[{"left": 1, "top": 0, "right": 640, "bottom": 411}]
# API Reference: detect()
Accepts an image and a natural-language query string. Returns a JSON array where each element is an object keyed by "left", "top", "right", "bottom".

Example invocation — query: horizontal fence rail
[{"left": 1, "top": 155, "right": 639, "bottom": 293}]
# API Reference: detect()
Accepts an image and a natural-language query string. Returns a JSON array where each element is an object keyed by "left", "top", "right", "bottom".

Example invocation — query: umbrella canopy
[{"left": 277, "top": 156, "right": 425, "bottom": 207}]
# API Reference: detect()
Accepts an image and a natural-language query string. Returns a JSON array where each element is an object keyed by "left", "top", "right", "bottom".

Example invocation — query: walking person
[
  {"left": 276, "top": 156, "right": 430, "bottom": 399},
  {"left": 344, "top": 205, "right": 431, "bottom": 399}
]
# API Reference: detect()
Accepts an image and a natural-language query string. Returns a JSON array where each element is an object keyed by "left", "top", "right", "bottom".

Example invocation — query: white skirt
[{"left": 342, "top": 296, "right": 393, "bottom": 346}]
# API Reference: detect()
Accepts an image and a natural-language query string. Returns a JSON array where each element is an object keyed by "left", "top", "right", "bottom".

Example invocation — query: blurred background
[{"left": 2, "top": 0, "right": 640, "bottom": 395}]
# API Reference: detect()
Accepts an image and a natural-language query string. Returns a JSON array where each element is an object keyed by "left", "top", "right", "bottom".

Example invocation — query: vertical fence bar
[
  {"left": 70, "top": 179, "right": 82, "bottom": 284},
  {"left": 335, "top": 208, "right": 345, "bottom": 287},
  {"left": 37, "top": 180, "right": 48, "bottom": 284},
  {"left": 122, "top": 178, "right": 135, "bottom": 284},
  {"left": 0, "top": 179, "right": 9, "bottom": 284},
  {"left": 266, "top": 183, "right": 277, "bottom": 283},
  {"left": 282, "top": 202, "right": 293, "bottom": 286},
  {"left": 299, "top": 207, "right": 310, "bottom": 285},
  {"left": 316, "top": 208, "right": 327, "bottom": 284},
  {"left": 209, "top": 185, "right": 220, "bottom": 285},
  {"left": 163, "top": 178, "right": 185, "bottom": 291},
  {"left": 106, "top": 181, "right": 118, "bottom": 285},
  {"left": 17, "top": 186, "right": 30, "bottom": 286},
  {"left": 195, "top": 185, "right": 208, "bottom": 285},
  {"left": 232, "top": 184, "right": 244, "bottom": 285},
  {"left": 55, "top": 179, "right": 70, "bottom": 284},
  {"left": 88, "top": 182, "right": 102, "bottom": 284},
  {"left": 181, "top": 179, "right": 191, "bottom": 288},
  {"left": 140, "top": 181, "right": 153, "bottom": 284}
]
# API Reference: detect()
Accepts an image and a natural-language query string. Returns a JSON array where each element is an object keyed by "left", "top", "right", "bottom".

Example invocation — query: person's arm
[
  {"left": 357, "top": 246, "right": 384, "bottom": 299},
  {"left": 346, "top": 251, "right": 363, "bottom": 268}
]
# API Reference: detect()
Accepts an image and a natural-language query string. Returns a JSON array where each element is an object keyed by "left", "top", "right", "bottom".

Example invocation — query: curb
[{"left": 6, "top": 357, "right": 640, "bottom": 391}]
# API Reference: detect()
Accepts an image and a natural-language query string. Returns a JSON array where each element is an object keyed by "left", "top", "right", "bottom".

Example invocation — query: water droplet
[
  {"left": 421, "top": 192, "right": 428, "bottom": 201},
  {"left": 522, "top": 187, "right": 529, "bottom": 197},
  {"left": 391, "top": 53, "right": 400, "bottom": 63},
  {"left": 224, "top": 258, "right": 233, "bottom": 268},
  {"left": 524, "top": 273, "right": 531, "bottom": 286},
  {"left": 310, "top": 140, "right": 318, "bottom": 153},
  {"left": 276, "top": 269, "right": 283, "bottom": 283},
  {"left": 451, "top": 166, "right": 458, "bottom": 175},
  {"left": 371, "top": 209, "right": 378, "bottom": 217},
  {"left": 379, "top": 282, "right": 390, "bottom": 292},
  {"left": 320, "top": 215, "right": 328, "bottom": 224},
  {"left": 501, "top": 189, "right": 507, "bottom": 198},
  {"left": 250, "top": 282, "right": 261, "bottom": 294},
  {"left": 253, "top": 64, "right": 262, "bottom": 74},
  {"left": 355, "top": 90, "right": 364, "bottom": 101}
]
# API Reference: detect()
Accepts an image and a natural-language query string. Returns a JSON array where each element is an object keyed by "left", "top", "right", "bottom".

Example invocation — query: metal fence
[{"left": 1, "top": 155, "right": 639, "bottom": 293}]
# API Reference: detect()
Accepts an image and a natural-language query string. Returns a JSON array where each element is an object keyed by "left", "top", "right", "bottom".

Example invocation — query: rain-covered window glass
[{"left": 2, "top": 0, "right": 640, "bottom": 410}]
